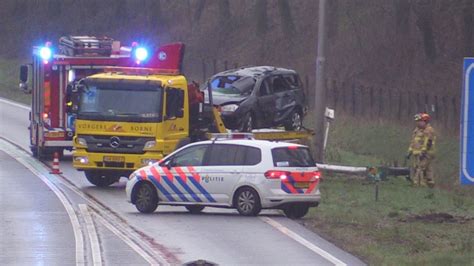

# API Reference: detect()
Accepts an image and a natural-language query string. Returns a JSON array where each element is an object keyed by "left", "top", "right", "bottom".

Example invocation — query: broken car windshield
[{"left": 210, "top": 75, "right": 256, "bottom": 96}]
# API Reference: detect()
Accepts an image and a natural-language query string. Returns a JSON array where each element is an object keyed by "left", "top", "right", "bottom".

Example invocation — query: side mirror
[
  {"left": 165, "top": 88, "right": 185, "bottom": 119},
  {"left": 19, "top": 65, "right": 30, "bottom": 93},
  {"left": 20, "top": 65, "right": 28, "bottom": 83},
  {"left": 160, "top": 159, "right": 173, "bottom": 169}
]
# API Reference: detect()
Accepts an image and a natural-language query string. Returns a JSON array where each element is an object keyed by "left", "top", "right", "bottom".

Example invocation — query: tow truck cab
[{"left": 73, "top": 71, "right": 190, "bottom": 186}]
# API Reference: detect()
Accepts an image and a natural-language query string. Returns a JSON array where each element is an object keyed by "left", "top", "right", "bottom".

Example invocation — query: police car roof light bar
[{"left": 209, "top": 133, "right": 255, "bottom": 141}]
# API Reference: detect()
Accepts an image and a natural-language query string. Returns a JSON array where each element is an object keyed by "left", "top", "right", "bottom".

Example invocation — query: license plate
[
  {"left": 45, "top": 131, "right": 65, "bottom": 138},
  {"left": 103, "top": 156, "right": 125, "bottom": 162},
  {"left": 294, "top": 182, "right": 310, "bottom": 189}
]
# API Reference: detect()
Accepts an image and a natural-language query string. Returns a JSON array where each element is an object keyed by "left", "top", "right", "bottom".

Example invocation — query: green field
[{"left": 304, "top": 115, "right": 474, "bottom": 265}]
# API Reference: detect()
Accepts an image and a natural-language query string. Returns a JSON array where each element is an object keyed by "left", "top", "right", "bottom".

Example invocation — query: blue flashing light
[
  {"left": 134, "top": 47, "right": 149, "bottom": 62},
  {"left": 39, "top": 47, "right": 52, "bottom": 61}
]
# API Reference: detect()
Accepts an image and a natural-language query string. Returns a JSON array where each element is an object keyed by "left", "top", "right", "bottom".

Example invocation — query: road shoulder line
[
  {"left": 0, "top": 97, "right": 29, "bottom": 110},
  {"left": 79, "top": 204, "right": 103, "bottom": 266},
  {"left": 260, "top": 216, "right": 347, "bottom": 266},
  {"left": 0, "top": 139, "right": 85, "bottom": 265}
]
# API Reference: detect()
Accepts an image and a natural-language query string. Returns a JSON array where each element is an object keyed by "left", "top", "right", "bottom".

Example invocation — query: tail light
[
  {"left": 42, "top": 112, "right": 51, "bottom": 127},
  {"left": 265, "top": 170, "right": 322, "bottom": 181},
  {"left": 264, "top": 170, "right": 291, "bottom": 180},
  {"left": 310, "top": 171, "right": 322, "bottom": 181}
]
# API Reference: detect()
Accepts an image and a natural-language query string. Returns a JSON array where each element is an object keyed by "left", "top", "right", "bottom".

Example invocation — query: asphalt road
[{"left": 0, "top": 98, "right": 366, "bottom": 265}]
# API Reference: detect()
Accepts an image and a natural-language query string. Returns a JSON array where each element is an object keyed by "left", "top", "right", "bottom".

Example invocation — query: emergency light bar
[
  {"left": 134, "top": 47, "right": 149, "bottom": 62},
  {"left": 103, "top": 66, "right": 180, "bottom": 76},
  {"left": 209, "top": 133, "right": 255, "bottom": 141},
  {"left": 39, "top": 47, "right": 52, "bottom": 61}
]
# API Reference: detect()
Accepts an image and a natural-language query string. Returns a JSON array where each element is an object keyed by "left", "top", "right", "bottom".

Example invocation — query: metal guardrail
[{"left": 317, "top": 163, "right": 410, "bottom": 177}]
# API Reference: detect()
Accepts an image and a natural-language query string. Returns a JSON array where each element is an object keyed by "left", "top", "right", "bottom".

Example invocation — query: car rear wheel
[
  {"left": 135, "top": 182, "right": 158, "bottom": 213},
  {"left": 285, "top": 111, "right": 303, "bottom": 131},
  {"left": 185, "top": 205, "right": 205, "bottom": 214},
  {"left": 85, "top": 171, "right": 120, "bottom": 187},
  {"left": 235, "top": 187, "right": 261, "bottom": 216},
  {"left": 283, "top": 204, "right": 310, "bottom": 219}
]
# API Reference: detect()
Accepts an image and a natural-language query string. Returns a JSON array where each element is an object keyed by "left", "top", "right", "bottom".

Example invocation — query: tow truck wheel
[
  {"left": 235, "top": 187, "right": 261, "bottom": 216},
  {"left": 283, "top": 204, "right": 309, "bottom": 219},
  {"left": 185, "top": 205, "right": 205, "bottom": 214},
  {"left": 134, "top": 182, "right": 158, "bottom": 213},
  {"left": 85, "top": 171, "right": 120, "bottom": 187}
]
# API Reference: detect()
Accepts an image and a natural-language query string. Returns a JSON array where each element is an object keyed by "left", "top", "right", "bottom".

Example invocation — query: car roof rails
[{"left": 209, "top": 133, "right": 255, "bottom": 143}]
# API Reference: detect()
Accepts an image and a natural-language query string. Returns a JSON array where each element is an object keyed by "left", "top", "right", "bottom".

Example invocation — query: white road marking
[
  {"left": 79, "top": 204, "right": 103, "bottom": 266},
  {"left": 0, "top": 140, "right": 86, "bottom": 266},
  {"left": 260, "top": 217, "right": 347, "bottom": 266},
  {"left": 0, "top": 97, "right": 29, "bottom": 110},
  {"left": 92, "top": 212, "right": 162, "bottom": 266},
  {"left": 0, "top": 138, "right": 171, "bottom": 265}
]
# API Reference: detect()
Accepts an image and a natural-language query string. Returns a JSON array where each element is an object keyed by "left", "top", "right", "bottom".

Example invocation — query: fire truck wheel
[
  {"left": 85, "top": 171, "right": 120, "bottom": 187},
  {"left": 283, "top": 203, "right": 310, "bottom": 219}
]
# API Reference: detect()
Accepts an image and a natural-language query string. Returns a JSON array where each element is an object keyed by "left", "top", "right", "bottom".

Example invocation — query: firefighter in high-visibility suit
[{"left": 406, "top": 113, "right": 436, "bottom": 187}]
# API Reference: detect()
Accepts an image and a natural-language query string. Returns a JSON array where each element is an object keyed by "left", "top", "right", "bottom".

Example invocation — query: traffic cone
[{"left": 50, "top": 152, "right": 62, "bottom": 174}]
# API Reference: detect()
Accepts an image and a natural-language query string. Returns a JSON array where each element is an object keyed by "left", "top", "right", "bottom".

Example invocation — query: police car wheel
[
  {"left": 85, "top": 171, "right": 120, "bottom": 187},
  {"left": 135, "top": 183, "right": 158, "bottom": 213},
  {"left": 185, "top": 205, "right": 205, "bottom": 214},
  {"left": 235, "top": 187, "right": 261, "bottom": 216},
  {"left": 283, "top": 204, "right": 309, "bottom": 219}
]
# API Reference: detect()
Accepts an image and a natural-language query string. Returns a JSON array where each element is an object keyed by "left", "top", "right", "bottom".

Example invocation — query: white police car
[{"left": 126, "top": 137, "right": 321, "bottom": 218}]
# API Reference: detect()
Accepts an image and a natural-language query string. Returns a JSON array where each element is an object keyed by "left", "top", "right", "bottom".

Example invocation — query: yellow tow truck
[{"left": 71, "top": 45, "right": 313, "bottom": 186}]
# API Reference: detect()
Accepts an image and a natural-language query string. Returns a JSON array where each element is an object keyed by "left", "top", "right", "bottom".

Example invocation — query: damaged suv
[{"left": 206, "top": 66, "right": 307, "bottom": 132}]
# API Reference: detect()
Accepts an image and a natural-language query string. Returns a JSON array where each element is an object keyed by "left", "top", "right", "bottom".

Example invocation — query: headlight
[
  {"left": 128, "top": 172, "right": 138, "bottom": 180},
  {"left": 74, "top": 156, "right": 89, "bottom": 164},
  {"left": 76, "top": 137, "right": 87, "bottom": 147},
  {"left": 144, "top": 140, "right": 156, "bottom": 149},
  {"left": 221, "top": 104, "right": 239, "bottom": 112},
  {"left": 141, "top": 159, "right": 158, "bottom": 166}
]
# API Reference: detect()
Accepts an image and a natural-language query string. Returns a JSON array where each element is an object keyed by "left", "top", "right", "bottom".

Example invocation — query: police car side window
[
  {"left": 207, "top": 144, "right": 261, "bottom": 166},
  {"left": 171, "top": 145, "right": 208, "bottom": 166},
  {"left": 207, "top": 144, "right": 238, "bottom": 166},
  {"left": 244, "top": 146, "right": 261, "bottom": 165}
]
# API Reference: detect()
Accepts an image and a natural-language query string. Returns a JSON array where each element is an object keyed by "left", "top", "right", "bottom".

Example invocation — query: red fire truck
[{"left": 19, "top": 36, "right": 160, "bottom": 158}]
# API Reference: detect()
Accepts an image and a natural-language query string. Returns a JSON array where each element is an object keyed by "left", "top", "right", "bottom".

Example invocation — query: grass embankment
[
  {"left": 0, "top": 58, "right": 31, "bottom": 104},
  {"left": 304, "top": 115, "right": 474, "bottom": 265}
]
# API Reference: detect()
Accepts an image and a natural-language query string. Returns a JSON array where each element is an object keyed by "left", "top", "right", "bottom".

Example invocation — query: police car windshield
[
  {"left": 272, "top": 147, "right": 316, "bottom": 167},
  {"left": 210, "top": 75, "right": 256, "bottom": 96},
  {"left": 78, "top": 81, "right": 162, "bottom": 122}
]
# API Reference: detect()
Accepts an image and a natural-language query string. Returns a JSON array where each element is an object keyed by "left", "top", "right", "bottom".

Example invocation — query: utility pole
[{"left": 314, "top": 0, "right": 327, "bottom": 163}]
